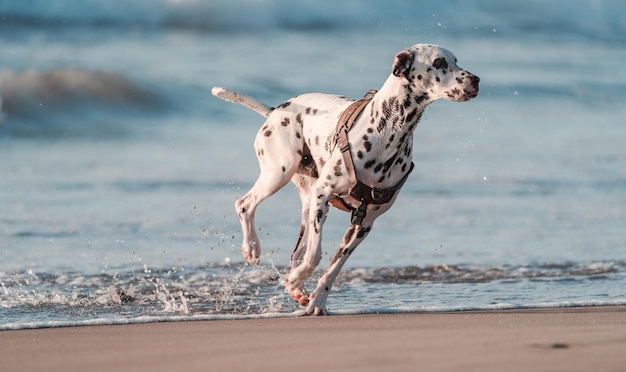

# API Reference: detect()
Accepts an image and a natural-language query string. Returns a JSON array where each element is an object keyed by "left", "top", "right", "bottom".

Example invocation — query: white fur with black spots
[{"left": 212, "top": 43, "right": 479, "bottom": 315}]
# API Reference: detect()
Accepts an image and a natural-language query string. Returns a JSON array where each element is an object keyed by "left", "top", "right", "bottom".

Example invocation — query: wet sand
[{"left": 2, "top": 306, "right": 625, "bottom": 372}]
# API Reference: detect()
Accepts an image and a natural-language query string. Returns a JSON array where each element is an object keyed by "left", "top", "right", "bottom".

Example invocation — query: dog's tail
[{"left": 212, "top": 87, "right": 274, "bottom": 118}]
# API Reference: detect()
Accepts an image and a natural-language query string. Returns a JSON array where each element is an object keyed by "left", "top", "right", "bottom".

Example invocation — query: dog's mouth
[
  {"left": 456, "top": 87, "right": 479, "bottom": 101},
  {"left": 462, "top": 75, "right": 480, "bottom": 100},
  {"left": 466, "top": 87, "right": 479, "bottom": 98}
]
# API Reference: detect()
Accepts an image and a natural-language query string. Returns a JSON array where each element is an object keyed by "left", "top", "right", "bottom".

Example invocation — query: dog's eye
[{"left": 432, "top": 58, "right": 447, "bottom": 69}]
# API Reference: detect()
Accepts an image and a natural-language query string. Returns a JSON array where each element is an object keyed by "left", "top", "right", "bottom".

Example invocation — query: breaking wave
[
  {"left": 0, "top": 69, "right": 166, "bottom": 138},
  {"left": 1, "top": 260, "right": 624, "bottom": 329},
  {"left": 340, "top": 262, "right": 626, "bottom": 285}
]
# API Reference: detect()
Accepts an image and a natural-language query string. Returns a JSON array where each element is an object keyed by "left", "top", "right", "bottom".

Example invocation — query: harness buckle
[
  {"left": 351, "top": 203, "right": 368, "bottom": 225},
  {"left": 364, "top": 89, "right": 377, "bottom": 99}
]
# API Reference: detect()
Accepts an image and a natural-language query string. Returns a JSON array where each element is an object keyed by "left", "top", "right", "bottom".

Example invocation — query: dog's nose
[{"left": 470, "top": 75, "right": 480, "bottom": 89}]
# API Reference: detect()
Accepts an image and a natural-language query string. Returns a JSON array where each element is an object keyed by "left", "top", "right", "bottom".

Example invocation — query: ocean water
[{"left": 1, "top": 0, "right": 625, "bottom": 329}]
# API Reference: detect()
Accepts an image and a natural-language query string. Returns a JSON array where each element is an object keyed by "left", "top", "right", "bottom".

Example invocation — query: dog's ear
[{"left": 392, "top": 50, "right": 413, "bottom": 78}]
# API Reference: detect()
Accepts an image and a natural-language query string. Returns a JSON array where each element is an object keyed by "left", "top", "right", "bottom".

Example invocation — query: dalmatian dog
[{"left": 212, "top": 43, "right": 479, "bottom": 315}]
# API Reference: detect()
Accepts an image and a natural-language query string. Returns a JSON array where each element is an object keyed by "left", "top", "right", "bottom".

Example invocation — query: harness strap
[
  {"left": 335, "top": 91, "right": 376, "bottom": 189},
  {"left": 330, "top": 89, "right": 415, "bottom": 225}
]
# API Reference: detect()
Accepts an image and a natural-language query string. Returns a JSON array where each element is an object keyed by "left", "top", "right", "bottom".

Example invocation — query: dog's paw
[
  {"left": 241, "top": 245, "right": 260, "bottom": 265},
  {"left": 289, "top": 287, "right": 310, "bottom": 306},
  {"left": 303, "top": 290, "right": 331, "bottom": 315},
  {"left": 304, "top": 305, "right": 328, "bottom": 316}
]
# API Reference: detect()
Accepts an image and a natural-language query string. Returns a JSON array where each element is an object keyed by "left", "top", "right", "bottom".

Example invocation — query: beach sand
[{"left": 2, "top": 306, "right": 625, "bottom": 372}]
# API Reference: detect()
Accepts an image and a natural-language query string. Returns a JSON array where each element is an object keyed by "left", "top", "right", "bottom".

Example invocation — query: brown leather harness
[{"left": 329, "top": 90, "right": 415, "bottom": 225}]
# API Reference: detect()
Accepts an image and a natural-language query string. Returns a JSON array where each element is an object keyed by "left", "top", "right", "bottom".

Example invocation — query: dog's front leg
[
  {"left": 305, "top": 212, "right": 376, "bottom": 315},
  {"left": 290, "top": 176, "right": 312, "bottom": 269},
  {"left": 285, "top": 180, "right": 331, "bottom": 306}
]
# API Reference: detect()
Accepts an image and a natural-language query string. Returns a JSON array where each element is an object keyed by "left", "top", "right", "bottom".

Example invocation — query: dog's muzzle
[{"left": 465, "top": 74, "right": 480, "bottom": 99}]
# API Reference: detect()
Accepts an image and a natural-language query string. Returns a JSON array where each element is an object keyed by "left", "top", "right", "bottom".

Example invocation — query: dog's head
[{"left": 392, "top": 44, "right": 479, "bottom": 102}]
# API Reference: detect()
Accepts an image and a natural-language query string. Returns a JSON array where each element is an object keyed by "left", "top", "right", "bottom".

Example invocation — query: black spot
[
  {"left": 356, "top": 226, "right": 371, "bottom": 239},
  {"left": 362, "top": 135, "right": 369, "bottom": 141},
  {"left": 435, "top": 76, "right": 441, "bottom": 83},
  {"left": 364, "top": 159, "right": 376, "bottom": 169},
  {"left": 398, "top": 132, "right": 408, "bottom": 145},
  {"left": 333, "top": 159, "right": 343, "bottom": 176},
  {"left": 382, "top": 100, "right": 392, "bottom": 117},
  {"left": 377, "top": 117, "right": 387, "bottom": 132},
  {"left": 414, "top": 93, "right": 429, "bottom": 105},
  {"left": 378, "top": 175, "right": 385, "bottom": 182},
  {"left": 281, "top": 118, "right": 290, "bottom": 126},
  {"left": 277, "top": 101, "right": 291, "bottom": 109},
  {"left": 417, "top": 74, "right": 422, "bottom": 80},
  {"left": 264, "top": 130, "right": 272, "bottom": 137},
  {"left": 296, "top": 131, "right": 301, "bottom": 139},
  {"left": 282, "top": 166, "right": 286, "bottom": 172},
  {"left": 433, "top": 57, "right": 448, "bottom": 69},
  {"left": 367, "top": 127, "right": 374, "bottom": 133},
  {"left": 387, "top": 96, "right": 399, "bottom": 115},
  {"left": 364, "top": 141, "right": 372, "bottom": 152},
  {"left": 325, "top": 287, "right": 329, "bottom": 292},
  {"left": 382, "top": 153, "right": 397, "bottom": 173},
  {"left": 374, "top": 163, "right": 383, "bottom": 173},
  {"left": 357, "top": 151, "right": 364, "bottom": 159},
  {"left": 316, "top": 209, "right": 323, "bottom": 222},
  {"left": 296, "top": 113, "right": 303, "bottom": 125},
  {"left": 306, "top": 107, "right": 311, "bottom": 114}
]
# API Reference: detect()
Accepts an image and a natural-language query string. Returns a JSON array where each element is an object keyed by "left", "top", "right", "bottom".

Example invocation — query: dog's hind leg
[
  {"left": 236, "top": 172, "right": 292, "bottom": 265},
  {"left": 236, "top": 134, "right": 301, "bottom": 264}
]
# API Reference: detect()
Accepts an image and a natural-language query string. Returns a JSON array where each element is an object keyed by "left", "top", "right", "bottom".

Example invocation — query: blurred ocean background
[{"left": 1, "top": 0, "right": 625, "bottom": 329}]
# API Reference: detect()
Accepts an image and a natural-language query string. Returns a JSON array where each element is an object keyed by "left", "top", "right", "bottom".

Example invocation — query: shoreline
[{"left": 1, "top": 305, "right": 625, "bottom": 372}]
